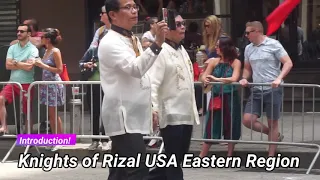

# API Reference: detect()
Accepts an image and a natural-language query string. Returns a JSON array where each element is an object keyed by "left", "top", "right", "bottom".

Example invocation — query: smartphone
[{"left": 162, "top": 8, "right": 176, "bottom": 30}]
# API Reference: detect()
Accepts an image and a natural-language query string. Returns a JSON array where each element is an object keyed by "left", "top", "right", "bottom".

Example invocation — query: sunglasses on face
[
  {"left": 17, "top": 30, "right": 27, "bottom": 33},
  {"left": 176, "top": 21, "right": 185, "bottom": 28},
  {"left": 245, "top": 30, "right": 255, "bottom": 35}
]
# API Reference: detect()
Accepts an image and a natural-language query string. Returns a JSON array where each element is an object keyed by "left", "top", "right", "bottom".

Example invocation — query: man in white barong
[
  {"left": 147, "top": 11, "right": 200, "bottom": 180},
  {"left": 98, "top": 0, "right": 167, "bottom": 179}
]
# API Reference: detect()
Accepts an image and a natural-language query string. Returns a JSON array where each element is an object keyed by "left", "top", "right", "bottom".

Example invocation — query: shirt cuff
[{"left": 150, "top": 42, "right": 162, "bottom": 55}]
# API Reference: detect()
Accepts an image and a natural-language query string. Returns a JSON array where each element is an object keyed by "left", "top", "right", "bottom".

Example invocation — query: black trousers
[
  {"left": 86, "top": 84, "right": 107, "bottom": 142},
  {"left": 108, "top": 133, "right": 149, "bottom": 180},
  {"left": 147, "top": 125, "right": 193, "bottom": 180}
]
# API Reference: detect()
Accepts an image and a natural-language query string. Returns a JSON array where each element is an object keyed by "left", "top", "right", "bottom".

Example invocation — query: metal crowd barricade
[
  {"left": 24, "top": 81, "right": 106, "bottom": 154},
  {"left": 180, "top": 81, "right": 320, "bottom": 175},
  {"left": 18, "top": 80, "right": 320, "bottom": 175},
  {"left": 0, "top": 82, "right": 24, "bottom": 163}
]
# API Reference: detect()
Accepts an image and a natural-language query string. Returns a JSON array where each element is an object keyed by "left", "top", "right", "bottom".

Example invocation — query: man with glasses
[
  {"left": 79, "top": 5, "right": 112, "bottom": 151},
  {"left": 147, "top": 11, "right": 199, "bottom": 180},
  {"left": 239, "top": 21, "right": 293, "bottom": 157},
  {"left": 90, "top": 5, "right": 111, "bottom": 48},
  {"left": 0, "top": 24, "right": 38, "bottom": 135},
  {"left": 98, "top": 0, "right": 167, "bottom": 179}
]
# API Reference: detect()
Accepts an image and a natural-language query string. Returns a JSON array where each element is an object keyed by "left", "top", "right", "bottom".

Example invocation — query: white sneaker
[
  {"left": 51, "top": 145, "right": 62, "bottom": 152},
  {"left": 101, "top": 141, "right": 112, "bottom": 151}
]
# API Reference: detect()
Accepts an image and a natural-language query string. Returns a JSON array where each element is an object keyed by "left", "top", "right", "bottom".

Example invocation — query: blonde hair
[
  {"left": 202, "top": 15, "right": 222, "bottom": 53},
  {"left": 246, "top": 21, "right": 264, "bottom": 33}
]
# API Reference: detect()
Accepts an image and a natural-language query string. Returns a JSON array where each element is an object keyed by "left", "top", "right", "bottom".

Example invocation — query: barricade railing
[
  {"left": 0, "top": 81, "right": 24, "bottom": 163},
  {"left": 4, "top": 80, "right": 320, "bottom": 175}
]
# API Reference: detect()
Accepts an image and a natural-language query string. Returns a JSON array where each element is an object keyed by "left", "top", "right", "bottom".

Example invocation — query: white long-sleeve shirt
[
  {"left": 98, "top": 29, "right": 161, "bottom": 136},
  {"left": 149, "top": 42, "right": 200, "bottom": 129}
]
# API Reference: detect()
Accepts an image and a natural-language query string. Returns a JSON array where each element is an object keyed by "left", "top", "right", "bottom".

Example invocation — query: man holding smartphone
[
  {"left": 98, "top": 0, "right": 167, "bottom": 179},
  {"left": 147, "top": 10, "right": 199, "bottom": 180}
]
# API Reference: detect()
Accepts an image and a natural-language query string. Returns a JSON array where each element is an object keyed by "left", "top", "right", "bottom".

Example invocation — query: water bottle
[{"left": 196, "top": 48, "right": 205, "bottom": 67}]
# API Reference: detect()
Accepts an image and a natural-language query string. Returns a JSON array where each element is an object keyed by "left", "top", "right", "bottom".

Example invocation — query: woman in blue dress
[{"left": 34, "top": 28, "right": 65, "bottom": 151}]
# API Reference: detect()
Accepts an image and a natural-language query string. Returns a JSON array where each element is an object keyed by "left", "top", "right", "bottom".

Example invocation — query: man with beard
[{"left": 0, "top": 24, "right": 38, "bottom": 135}]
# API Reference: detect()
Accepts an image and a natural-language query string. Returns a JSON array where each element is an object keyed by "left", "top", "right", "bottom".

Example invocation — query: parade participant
[{"left": 98, "top": 0, "right": 167, "bottom": 179}]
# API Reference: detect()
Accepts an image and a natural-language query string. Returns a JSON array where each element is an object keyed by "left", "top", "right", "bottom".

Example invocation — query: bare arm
[
  {"left": 36, "top": 49, "right": 63, "bottom": 74},
  {"left": 241, "top": 61, "right": 252, "bottom": 80},
  {"left": 6, "top": 59, "right": 19, "bottom": 70},
  {"left": 216, "top": 59, "right": 242, "bottom": 83},
  {"left": 276, "top": 55, "right": 293, "bottom": 80},
  {"left": 29, "top": 37, "right": 42, "bottom": 49},
  {"left": 200, "top": 58, "right": 217, "bottom": 83}
]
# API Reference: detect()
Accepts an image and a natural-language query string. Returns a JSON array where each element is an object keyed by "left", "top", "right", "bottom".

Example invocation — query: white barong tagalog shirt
[
  {"left": 149, "top": 40, "right": 200, "bottom": 129},
  {"left": 98, "top": 27, "right": 161, "bottom": 137}
]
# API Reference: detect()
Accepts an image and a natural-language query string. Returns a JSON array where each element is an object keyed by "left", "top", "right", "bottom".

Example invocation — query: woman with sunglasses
[{"left": 34, "top": 28, "right": 64, "bottom": 151}]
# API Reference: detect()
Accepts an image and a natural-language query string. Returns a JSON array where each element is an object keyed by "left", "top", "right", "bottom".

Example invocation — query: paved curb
[{"left": 1, "top": 140, "right": 320, "bottom": 171}]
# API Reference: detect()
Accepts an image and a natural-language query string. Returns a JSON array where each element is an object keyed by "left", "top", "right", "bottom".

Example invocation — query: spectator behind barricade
[
  {"left": 33, "top": 28, "right": 64, "bottom": 151},
  {"left": 240, "top": 21, "right": 292, "bottom": 156},
  {"left": 11, "top": 19, "right": 44, "bottom": 50},
  {"left": 184, "top": 21, "right": 202, "bottom": 51},
  {"left": 0, "top": 24, "right": 39, "bottom": 135},
  {"left": 199, "top": 36, "right": 242, "bottom": 157},
  {"left": 141, "top": 16, "right": 158, "bottom": 49},
  {"left": 200, "top": 15, "right": 229, "bottom": 120},
  {"left": 184, "top": 21, "right": 203, "bottom": 115},
  {"left": 90, "top": 6, "right": 111, "bottom": 48},
  {"left": 79, "top": 5, "right": 111, "bottom": 151}
]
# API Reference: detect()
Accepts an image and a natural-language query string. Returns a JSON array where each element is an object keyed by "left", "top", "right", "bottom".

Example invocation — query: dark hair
[
  {"left": 42, "top": 28, "right": 62, "bottom": 45},
  {"left": 188, "top": 22, "right": 198, "bottom": 33},
  {"left": 18, "top": 24, "right": 31, "bottom": 32},
  {"left": 218, "top": 36, "right": 238, "bottom": 62},
  {"left": 105, "top": 0, "right": 120, "bottom": 23},
  {"left": 144, "top": 17, "right": 158, "bottom": 32},
  {"left": 26, "top": 18, "right": 39, "bottom": 31}
]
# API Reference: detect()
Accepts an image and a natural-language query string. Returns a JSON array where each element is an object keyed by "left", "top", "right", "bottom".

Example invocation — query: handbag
[
  {"left": 208, "top": 65, "right": 230, "bottom": 111},
  {"left": 59, "top": 64, "right": 70, "bottom": 81}
]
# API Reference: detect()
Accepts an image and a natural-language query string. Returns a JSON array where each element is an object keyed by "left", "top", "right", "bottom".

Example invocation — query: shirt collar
[
  {"left": 18, "top": 41, "right": 31, "bottom": 48},
  {"left": 111, "top": 24, "right": 133, "bottom": 38},
  {"left": 165, "top": 39, "right": 182, "bottom": 50}
]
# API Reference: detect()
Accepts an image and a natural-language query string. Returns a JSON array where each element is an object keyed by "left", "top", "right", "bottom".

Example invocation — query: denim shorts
[{"left": 244, "top": 87, "right": 283, "bottom": 120}]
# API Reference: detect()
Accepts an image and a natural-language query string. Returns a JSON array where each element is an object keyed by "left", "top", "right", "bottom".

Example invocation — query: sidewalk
[{"left": 1, "top": 112, "right": 320, "bottom": 169}]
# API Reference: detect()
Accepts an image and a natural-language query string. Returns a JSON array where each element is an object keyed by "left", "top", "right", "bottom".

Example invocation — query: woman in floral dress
[{"left": 34, "top": 28, "right": 64, "bottom": 151}]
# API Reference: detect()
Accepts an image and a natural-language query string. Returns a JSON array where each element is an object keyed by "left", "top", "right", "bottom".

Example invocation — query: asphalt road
[{"left": 1, "top": 162, "right": 320, "bottom": 180}]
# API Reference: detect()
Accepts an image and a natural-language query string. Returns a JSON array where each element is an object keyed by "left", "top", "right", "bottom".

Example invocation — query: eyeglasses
[
  {"left": 17, "top": 30, "right": 27, "bottom": 33},
  {"left": 120, "top": 4, "right": 139, "bottom": 12},
  {"left": 176, "top": 21, "right": 185, "bottom": 28}
]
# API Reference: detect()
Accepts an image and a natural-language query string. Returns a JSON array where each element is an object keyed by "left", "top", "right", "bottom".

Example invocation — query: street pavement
[{"left": 1, "top": 161, "right": 320, "bottom": 180}]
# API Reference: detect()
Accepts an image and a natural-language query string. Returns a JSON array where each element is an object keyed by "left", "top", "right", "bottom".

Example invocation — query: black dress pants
[
  {"left": 108, "top": 133, "right": 149, "bottom": 180},
  {"left": 147, "top": 125, "right": 193, "bottom": 180},
  {"left": 86, "top": 84, "right": 107, "bottom": 142}
]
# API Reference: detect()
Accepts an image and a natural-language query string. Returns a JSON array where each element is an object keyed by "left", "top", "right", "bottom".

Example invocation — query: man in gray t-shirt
[{"left": 239, "top": 21, "right": 293, "bottom": 157}]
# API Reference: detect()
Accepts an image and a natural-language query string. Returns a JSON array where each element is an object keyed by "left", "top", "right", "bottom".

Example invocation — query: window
[
  {"left": 297, "top": 0, "right": 320, "bottom": 63},
  {"left": 0, "top": 0, "right": 20, "bottom": 46}
]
